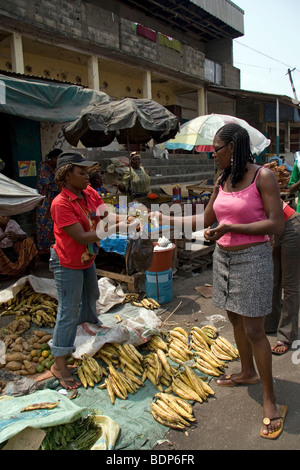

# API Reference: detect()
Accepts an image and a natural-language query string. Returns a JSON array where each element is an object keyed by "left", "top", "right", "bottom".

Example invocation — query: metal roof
[
  {"left": 118, "top": 0, "right": 244, "bottom": 42},
  {"left": 207, "top": 85, "right": 300, "bottom": 109}
]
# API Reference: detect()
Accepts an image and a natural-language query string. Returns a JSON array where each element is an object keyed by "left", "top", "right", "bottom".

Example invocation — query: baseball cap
[{"left": 56, "top": 151, "right": 96, "bottom": 170}]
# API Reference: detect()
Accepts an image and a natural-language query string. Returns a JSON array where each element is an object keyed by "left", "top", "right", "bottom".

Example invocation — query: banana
[
  {"left": 114, "top": 314, "right": 122, "bottom": 323},
  {"left": 119, "top": 356, "right": 143, "bottom": 376},
  {"left": 132, "top": 301, "right": 144, "bottom": 307},
  {"left": 147, "top": 298, "right": 160, "bottom": 308},
  {"left": 156, "top": 348, "right": 173, "bottom": 377},
  {"left": 196, "top": 376, "right": 215, "bottom": 396},
  {"left": 190, "top": 329, "right": 210, "bottom": 349},
  {"left": 184, "top": 365, "right": 208, "bottom": 401},
  {"left": 168, "top": 340, "right": 193, "bottom": 358},
  {"left": 122, "top": 368, "right": 145, "bottom": 387},
  {"left": 194, "top": 349, "right": 225, "bottom": 370},
  {"left": 154, "top": 398, "right": 191, "bottom": 427},
  {"left": 168, "top": 348, "right": 186, "bottom": 365},
  {"left": 108, "top": 365, "right": 128, "bottom": 396},
  {"left": 150, "top": 402, "right": 182, "bottom": 425},
  {"left": 172, "top": 376, "right": 203, "bottom": 403},
  {"left": 153, "top": 352, "right": 163, "bottom": 385},
  {"left": 119, "top": 371, "right": 138, "bottom": 394},
  {"left": 171, "top": 379, "right": 201, "bottom": 403},
  {"left": 146, "top": 370, "right": 163, "bottom": 391},
  {"left": 123, "top": 343, "right": 143, "bottom": 365},
  {"left": 105, "top": 377, "right": 116, "bottom": 404},
  {"left": 168, "top": 330, "right": 189, "bottom": 345},
  {"left": 211, "top": 343, "right": 234, "bottom": 361},
  {"left": 77, "top": 366, "right": 87, "bottom": 388},
  {"left": 172, "top": 396, "right": 194, "bottom": 415},
  {"left": 118, "top": 345, "right": 142, "bottom": 370},
  {"left": 191, "top": 326, "right": 214, "bottom": 346},
  {"left": 172, "top": 327, "right": 189, "bottom": 340},
  {"left": 216, "top": 336, "right": 239, "bottom": 358},
  {"left": 194, "top": 358, "right": 222, "bottom": 377},
  {"left": 127, "top": 343, "right": 144, "bottom": 362},
  {"left": 178, "top": 371, "right": 208, "bottom": 401},
  {"left": 151, "top": 410, "right": 186, "bottom": 430},
  {"left": 154, "top": 393, "right": 195, "bottom": 422},
  {"left": 201, "top": 324, "right": 218, "bottom": 339},
  {"left": 109, "top": 374, "right": 127, "bottom": 400},
  {"left": 148, "top": 335, "right": 168, "bottom": 352}
]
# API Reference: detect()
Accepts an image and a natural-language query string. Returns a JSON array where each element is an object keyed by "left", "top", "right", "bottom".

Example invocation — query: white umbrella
[{"left": 166, "top": 114, "right": 271, "bottom": 155}]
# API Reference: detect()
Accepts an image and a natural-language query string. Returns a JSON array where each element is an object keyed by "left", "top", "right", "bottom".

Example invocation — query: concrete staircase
[{"left": 91, "top": 150, "right": 215, "bottom": 194}]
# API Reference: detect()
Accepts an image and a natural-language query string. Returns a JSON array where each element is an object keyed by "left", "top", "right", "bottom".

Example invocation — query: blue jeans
[{"left": 49, "top": 247, "right": 101, "bottom": 357}]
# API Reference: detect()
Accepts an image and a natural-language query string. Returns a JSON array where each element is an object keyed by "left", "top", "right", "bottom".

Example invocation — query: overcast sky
[{"left": 232, "top": 0, "right": 300, "bottom": 99}]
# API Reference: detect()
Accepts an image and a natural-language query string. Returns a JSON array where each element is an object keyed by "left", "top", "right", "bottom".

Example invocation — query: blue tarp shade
[{"left": 0, "top": 74, "right": 110, "bottom": 123}]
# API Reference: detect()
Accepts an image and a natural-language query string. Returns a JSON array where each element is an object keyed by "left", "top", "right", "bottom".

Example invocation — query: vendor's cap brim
[{"left": 56, "top": 151, "right": 96, "bottom": 169}]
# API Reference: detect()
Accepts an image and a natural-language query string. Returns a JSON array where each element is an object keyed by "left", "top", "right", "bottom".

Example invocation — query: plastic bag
[
  {"left": 125, "top": 238, "right": 154, "bottom": 275},
  {"left": 73, "top": 308, "right": 162, "bottom": 358},
  {"left": 96, "top": 277, "right": 125, "bottom": 314}
]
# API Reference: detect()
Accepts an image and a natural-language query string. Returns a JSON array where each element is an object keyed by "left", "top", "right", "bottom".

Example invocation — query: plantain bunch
[
  {"left": 77, "top": 354, "right": 106, "bottom": 388},
  {"left": 0, "top": 283, "right": 58, "bottom": 328},
  {"left": 151, "top": 392, "right": 196, "bottom": 430},
  {"left": 122, "top": 293, "right": 160, "bottom": 310}
]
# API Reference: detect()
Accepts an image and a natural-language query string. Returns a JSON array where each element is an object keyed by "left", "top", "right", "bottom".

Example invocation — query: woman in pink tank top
[{"left": 204, "top": 123, "right": 286, "bottom": 439}]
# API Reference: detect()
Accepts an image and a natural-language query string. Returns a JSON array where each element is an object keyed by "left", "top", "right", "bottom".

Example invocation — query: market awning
[{"left": 0, "top": 73, "right": 110, "bottom": 123}]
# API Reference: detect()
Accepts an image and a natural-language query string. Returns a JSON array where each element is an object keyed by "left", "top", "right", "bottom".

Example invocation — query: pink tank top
[{"left": 213, "top": 167, "right": 269, "bottom": 247}]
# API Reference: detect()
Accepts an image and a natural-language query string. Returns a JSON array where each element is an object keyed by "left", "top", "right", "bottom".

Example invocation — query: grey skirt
[{"left": 212, "top": 242, "right": 273, "bottom": 317}]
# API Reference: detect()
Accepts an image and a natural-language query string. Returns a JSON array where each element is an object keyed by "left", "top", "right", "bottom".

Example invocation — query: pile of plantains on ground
[{"left": 77, "top": 325, "right": 239, "bottom": 430}]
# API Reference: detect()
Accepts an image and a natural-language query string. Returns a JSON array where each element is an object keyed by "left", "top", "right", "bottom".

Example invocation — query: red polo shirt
[{"left": 51, "top": 185, "right": 105, "bottom": 269}]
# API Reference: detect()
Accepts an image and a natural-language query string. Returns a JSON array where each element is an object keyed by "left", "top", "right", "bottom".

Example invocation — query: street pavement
[{"left": 1, "top": 259, "right": 299, "bottom": 451}]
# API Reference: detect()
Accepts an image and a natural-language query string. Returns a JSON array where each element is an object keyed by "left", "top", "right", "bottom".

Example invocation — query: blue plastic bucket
[{"left": 145, "top": 268, "right": 173, "bottom": 304}]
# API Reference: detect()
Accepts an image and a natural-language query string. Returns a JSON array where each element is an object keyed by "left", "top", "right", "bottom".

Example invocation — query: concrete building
[{"left": 0, "top": 1, "right": 244, "bottom": 180}]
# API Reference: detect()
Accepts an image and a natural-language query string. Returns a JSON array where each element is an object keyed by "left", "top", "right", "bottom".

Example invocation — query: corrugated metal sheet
[{"left": 191, "top": 0, "right": 244, "bottom": 34}]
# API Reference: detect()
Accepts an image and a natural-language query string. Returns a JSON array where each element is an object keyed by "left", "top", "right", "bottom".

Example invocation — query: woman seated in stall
[
  {"left": 0, "top": 216, "right": 39, "bottom": 279},
  {"left": 115, "top": 151, "right": 151, "bottom": 198}
]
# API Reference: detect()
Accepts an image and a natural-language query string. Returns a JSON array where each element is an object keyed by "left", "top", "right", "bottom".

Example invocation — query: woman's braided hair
[
  {"left": 54, "top": 163, "right": 74, "bottom": 189},
  {"left": 216, "top": 123, "right": 254, "bottom": 188}
]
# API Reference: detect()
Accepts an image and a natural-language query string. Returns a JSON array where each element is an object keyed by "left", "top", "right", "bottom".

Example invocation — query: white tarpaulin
[{"left": 0, "top": 173, "right": 44, "bottom": 216}]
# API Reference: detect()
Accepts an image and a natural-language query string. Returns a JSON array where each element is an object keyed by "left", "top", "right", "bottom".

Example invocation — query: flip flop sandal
[
  {"left": 216, "top": 374, "right": 259, "bottom": 387},
  {"left": 271, "top": 342, "right": 290, "bottom": 355},
  {"left": 260, "top": 405, "right": 288, "bottom": 440}
]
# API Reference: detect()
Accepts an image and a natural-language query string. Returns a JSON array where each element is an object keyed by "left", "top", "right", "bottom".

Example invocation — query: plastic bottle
[
  {"left": 196, "top": 196, "right": 201, "bottom": 204},
  {"left": 186, "top": 197, "right": 191, "bottom": 204},
  {"left": 173, "top": 185, "right": 180, "bottom": 203}
]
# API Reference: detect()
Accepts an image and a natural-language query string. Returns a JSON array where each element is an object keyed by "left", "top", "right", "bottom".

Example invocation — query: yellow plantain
[
  {"left": 154, "top": 393, "right": 195, "bottom": 421},
  {"left": 105, "top": 377, "right": 116, "bottom": 404},
  {"left": 77, "top": 366, "right": 88, "bottom": 388},
  {"left": 211, "top": 343, "right": 234, "bottom": 361},
  {"left": 151, "top": 410, "right": 186, "bottom": 430},
  {"left": 154, "top": 398, "right": 191, "bottom": 427},
  {"left": 216, "top": 336, "right": 239, "bottom": 358},
  {"left": 156, "top": 348, "right": 173, "bottom": 377}
]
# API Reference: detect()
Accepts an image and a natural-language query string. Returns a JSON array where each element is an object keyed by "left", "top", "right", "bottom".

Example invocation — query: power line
[
  {"left": 235, "top": 62, "right": 286, "bottom": 71},
  {"left": 234, "top": 40, "right": 300, "bottom": 73}
]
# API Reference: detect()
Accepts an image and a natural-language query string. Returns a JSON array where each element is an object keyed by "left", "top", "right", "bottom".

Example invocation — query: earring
[{"left": 231, "top": 155, "right": 234, "bottom": 165}]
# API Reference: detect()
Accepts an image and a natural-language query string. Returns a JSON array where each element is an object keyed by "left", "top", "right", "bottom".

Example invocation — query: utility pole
[{"left": 287, "top": 68, "right": 298, "bottom": 101}]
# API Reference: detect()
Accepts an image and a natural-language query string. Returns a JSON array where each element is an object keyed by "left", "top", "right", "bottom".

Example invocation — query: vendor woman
[
  {"left": 116, "top": 151, "right": 151, "bottom": 198},
  {"left": 49, "top": 151, "right": 137, "bottom": 389},
  {"left": 0, "top": 216, "right": 38, "bottom": 278}
]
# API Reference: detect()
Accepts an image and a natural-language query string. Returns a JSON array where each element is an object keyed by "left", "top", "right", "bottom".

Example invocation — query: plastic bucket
[
  {"left": 145, "top": 268, "right": 173, "bottom": 304},
  {"left": 147, "top": 242, "right": 175, "bottom": 272}
]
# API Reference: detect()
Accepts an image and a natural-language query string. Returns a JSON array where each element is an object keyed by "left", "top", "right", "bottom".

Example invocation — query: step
[
  {"left": 147, "top": 164, "right": 213, "bottom": 177},
  {"left": 150, "top": 171, "right": 214, "bottom": 186}
]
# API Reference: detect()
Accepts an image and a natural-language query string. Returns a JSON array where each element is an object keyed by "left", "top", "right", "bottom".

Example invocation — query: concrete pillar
[
  {"left": 88, "top": 56, "right": 100, "bottom": 91},
  {"left": 142, "top": 71, "right": 152, "bottom": 99},
  {"left": 10, "top": 33, "right": 24, "bottom": 74},
  {"left": 197, "top": 87, "right": 206, "bottom": 116}
]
